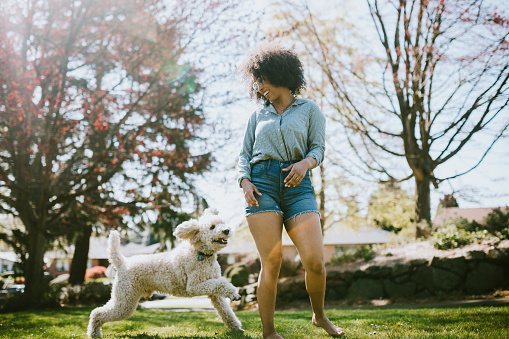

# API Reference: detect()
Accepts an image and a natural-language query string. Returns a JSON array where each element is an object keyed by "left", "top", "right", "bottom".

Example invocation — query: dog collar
[{"left": 198, "top": 252, "right": 213, "bottom": 261}]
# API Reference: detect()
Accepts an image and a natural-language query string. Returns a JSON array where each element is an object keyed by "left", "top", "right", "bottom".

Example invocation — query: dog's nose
[{"left": 223, "top": 229, "right": 230, "bottom": 235}]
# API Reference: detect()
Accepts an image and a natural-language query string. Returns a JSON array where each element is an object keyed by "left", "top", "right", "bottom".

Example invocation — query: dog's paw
[{"left": 230, "top": 293, "right": 241, "bottom": 301}]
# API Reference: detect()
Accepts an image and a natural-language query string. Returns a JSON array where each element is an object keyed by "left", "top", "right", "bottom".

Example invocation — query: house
[
  {"left": 0, "top": 252, "right": 18, "bottom": 273},
  {"left": 221, "top": 220, "right": 391, "bottom": 264},
  {"left": 433, "top": 207, "right": 501, "bottom": 226},
  {"left": 281, "top": 223, "right": 391, "bottom": 263},
  {"left": 433, "top": 194, "right": 507, "bottom": 226},
  {"left": 45, "top": 236, "right": 160, "bottom": 276}
]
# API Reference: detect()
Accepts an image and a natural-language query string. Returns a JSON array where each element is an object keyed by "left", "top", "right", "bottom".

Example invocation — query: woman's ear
[{"left": 174, "top": 219, "right": 200, "bottom": 240}]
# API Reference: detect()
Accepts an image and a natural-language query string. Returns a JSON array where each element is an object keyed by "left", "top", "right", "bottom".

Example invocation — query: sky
[{"left": 195, "top": 0, "right": 509, "bottom": 227}]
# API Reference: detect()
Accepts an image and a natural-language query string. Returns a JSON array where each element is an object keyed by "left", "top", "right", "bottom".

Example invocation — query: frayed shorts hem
[
  {"left": 245, "top": 209, "right": 283, "bottom": 219},
  {"left": 245, "top": 209, "right": 320, "bottom": 223},
  {"left": 284, "top": 210, "right": 321, "bottom": 223}
]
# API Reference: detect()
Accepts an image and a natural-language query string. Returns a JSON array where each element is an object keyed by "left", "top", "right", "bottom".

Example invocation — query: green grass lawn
[{"left": 0, "top": 305, "right": 508, "bottom": 338}]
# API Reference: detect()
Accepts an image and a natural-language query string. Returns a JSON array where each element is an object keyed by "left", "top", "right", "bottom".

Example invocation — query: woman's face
[{"left": 253, "top": 78, "right": 285, "bottom": 102}]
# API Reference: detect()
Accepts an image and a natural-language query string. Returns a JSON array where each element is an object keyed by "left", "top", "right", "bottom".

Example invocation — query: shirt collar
[{"left": 265, "top": 98, "right": 305, "bottom": 115}]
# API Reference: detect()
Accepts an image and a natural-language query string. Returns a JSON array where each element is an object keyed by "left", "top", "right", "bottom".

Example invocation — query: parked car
[{"left": 0, "top": 284, "right": 25, "bottom": 298}]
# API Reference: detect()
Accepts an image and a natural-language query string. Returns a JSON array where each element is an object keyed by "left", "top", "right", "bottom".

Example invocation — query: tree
[
  {"left": 0, "top": 0, "right": 235, "bottom": 305},
  {"left": 368, "top": 182, "right": 415, "bottom": 238},
  {"left": 270, "top": 0, "right": 509, "bottom": 237},
  {"left": 66, "top": 193, "right": 127, "bottom": 285}
]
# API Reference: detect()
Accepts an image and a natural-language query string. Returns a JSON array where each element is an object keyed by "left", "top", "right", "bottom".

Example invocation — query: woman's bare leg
[
  {"left": 285, "top": 212, "right": 345, "bottom": 336},
  {"left": 247, "top": 212, "right": 285, "bottom": 339}
]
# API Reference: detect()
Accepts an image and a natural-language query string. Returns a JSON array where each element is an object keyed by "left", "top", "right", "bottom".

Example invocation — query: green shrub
[
  {"left": 484, "top": 208, "right": 509, "bottom": 238},
  {"left": 441, "top": 208, "right": 509, "bottom": 241},
  {"left": 0, "top": 292, "right": 25, "bottom": 313},
  {"left": 454, "top": 218, "right": 485, "bottom": 233},
  {"left": 329, "top": 245, "right": 376, "bottom": 265},
  {"left": 0, "top": 280, "right": 63, "bottom": 313},
  {"left": 225, "top": 264, "right": 250, "bottom": 287},
  {"left": 433, "top": 225, "right": 473, "bottom": 250},
  {"left": 61, "top": 281, "right": 112, "bottom": 305},
  {"left": 279, "top": 259, "right": 302, "bottom": 278}
]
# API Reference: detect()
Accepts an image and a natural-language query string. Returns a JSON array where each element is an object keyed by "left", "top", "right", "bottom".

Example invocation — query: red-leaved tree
[{"left": 0, "top": 0, "right": 242, "bottom": 305}]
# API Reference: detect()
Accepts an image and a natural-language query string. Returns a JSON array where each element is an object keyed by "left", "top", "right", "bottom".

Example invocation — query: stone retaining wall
[{"left": 237, "top": 241, "right": 509, "bottom": 307}]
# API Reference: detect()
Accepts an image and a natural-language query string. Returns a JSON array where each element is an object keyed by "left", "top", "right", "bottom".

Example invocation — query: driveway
[{"left": 139, "top": 296, "right": 214, "bottom": 310}]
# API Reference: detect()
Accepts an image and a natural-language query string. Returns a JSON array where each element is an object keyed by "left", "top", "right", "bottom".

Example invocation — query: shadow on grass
[{"left": 121, "top": 331, "right": 257, "bottom": 339}]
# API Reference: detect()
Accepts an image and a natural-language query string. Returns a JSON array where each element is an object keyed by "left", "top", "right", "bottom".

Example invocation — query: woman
[{"left": 237, "top": 41, "right": 345, "bottom": 338}]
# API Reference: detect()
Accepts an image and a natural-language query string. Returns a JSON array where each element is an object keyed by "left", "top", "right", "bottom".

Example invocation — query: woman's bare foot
[
  {"left": 312, "top": 314, "right": 345, "bottom": 336},
  {"left": 263, "top": 331, "right": 284, "bottom": 339}
]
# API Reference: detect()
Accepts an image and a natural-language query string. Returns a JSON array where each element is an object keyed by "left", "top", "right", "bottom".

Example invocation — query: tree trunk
[
  {"left": 415, "top": 174, "right": 432, "bottom": 238},
  {"left": 24, "top": 228, "right": 47, "bottom": 307},
  {"left": 68, "top": 224, "right": 92, "bottom": 285}
]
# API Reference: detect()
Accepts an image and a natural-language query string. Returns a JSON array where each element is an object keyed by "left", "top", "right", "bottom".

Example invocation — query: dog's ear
[
  {"left": 204, "top": 208, "right": 219, "bottom": 216},
  {"left": 174, "top": 219, "right": 200, "bottom": 240}
]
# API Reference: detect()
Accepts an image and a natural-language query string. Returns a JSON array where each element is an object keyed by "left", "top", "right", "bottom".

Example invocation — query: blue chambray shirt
[{"left": 237, "top": 98, "right": 326, "bottom": 186}]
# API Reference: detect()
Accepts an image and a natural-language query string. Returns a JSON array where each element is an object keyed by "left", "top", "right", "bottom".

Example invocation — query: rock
[
  {"left": 486, "top": 248, "right": 508, "bottom": 260},
  {"left": 415, "top": 289, "right": 433, "bottom": 299},
  {"left": 465, "top": 262, "right": 505, "bottom": 294},
  {"left": 337, "top": 270, "right": 354, "bottom": 283},
  {"left": 326, "top": 283, "right": 348, "bottom": 300},
  {"left": 353, "top": 269, "right": 366, "bottom": 279},
  {"left": 466, "top": 250, "right": 485, "bottom": 260},
  {"left": 431, "top": 267, "right": 462, "bottom": 291},
  {"left": 346, "top": 278, "right": 384, "bottom": 299},
  {"left": 244, "top": 282, "right": 257, "bottom": 295},
  {"left": 246, "top": 294, "right": 257, "bottom": 303},
  {"left": 412, "top": 266, "right": 461, "bottom": 292},
  {"left": 365, "top": 265, "right": 391, "bottom": 278},
  {"left": 410, "top": 258, "right": 429, "bottom": 267},
  {"left": 431, "top": 257, "right": 467, "bottom": 276},
  {"left": 412, "top": 266, "right": 433, "bottom": 289},
  {"left": 393, "top": 274, "right": 411, "bottom": 284},
  {"left": 391, "top": 263, "right": 412, "bottom": 277},
  {"left": 326, "top": 270, "right": 345, "bottom": 284},
  {"left": 50, "top": 273, "right": 69, "bottom": 285},
  {"left": 383, "top": 279, "right": 417, "bottom": 298},
  {"left": 497, "top": 240, "right": 509, "bottom": 249},
  {"left": 277, "top": 275, "right": 305, "bottom": 296}
]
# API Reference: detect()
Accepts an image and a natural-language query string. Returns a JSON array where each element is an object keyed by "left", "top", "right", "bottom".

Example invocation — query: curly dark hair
[{"left": 238, "top": 41, "right": 306, "bottom": 105}]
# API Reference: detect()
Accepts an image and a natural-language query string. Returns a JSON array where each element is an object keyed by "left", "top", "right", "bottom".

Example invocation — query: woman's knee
[
  {"left": 261, "top": 252, "right": 283, "bottom": 275},
  {"left": 302, "top": 256, "right": 325, "bottom": 275}
]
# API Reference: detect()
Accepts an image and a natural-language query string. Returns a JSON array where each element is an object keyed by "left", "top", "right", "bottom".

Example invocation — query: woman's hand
[
  {"left": 241, "top": 178, "right": 262, "bottom": 207},
  {"left": 282, "top": 157, "right": 316, "bottom": 187}
]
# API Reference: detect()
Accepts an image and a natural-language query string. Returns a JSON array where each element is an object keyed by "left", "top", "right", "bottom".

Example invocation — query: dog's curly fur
[{"left": 87, "top": 208, "right": 243, "bottom": 338}]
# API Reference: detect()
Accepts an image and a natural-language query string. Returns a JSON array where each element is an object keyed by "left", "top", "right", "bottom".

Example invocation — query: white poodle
[{"left": 87, "top": 208, "right": 243, "bottom": 338}]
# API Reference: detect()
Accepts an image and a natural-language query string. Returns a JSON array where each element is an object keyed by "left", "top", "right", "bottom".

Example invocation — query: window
[{"left": 56, "top": 259, "right": 69, "bottom": 271}]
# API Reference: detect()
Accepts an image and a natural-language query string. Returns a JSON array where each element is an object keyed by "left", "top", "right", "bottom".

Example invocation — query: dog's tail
[{"left": 108, "top": 230, "right": 125, "bottom": 269}]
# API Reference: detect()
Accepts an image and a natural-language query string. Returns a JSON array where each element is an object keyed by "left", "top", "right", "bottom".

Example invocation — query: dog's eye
[{"left": 210, "top": 224, "right": 216, "bottom": 230}]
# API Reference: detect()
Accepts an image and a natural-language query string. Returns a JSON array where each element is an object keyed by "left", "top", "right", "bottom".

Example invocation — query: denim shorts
[{"left": 245, "top": 160, "right": 320, "bottom": 222}]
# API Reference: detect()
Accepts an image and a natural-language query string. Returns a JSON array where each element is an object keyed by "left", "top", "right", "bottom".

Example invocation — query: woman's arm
[
  {"left": 306, "top": 104, "right": 326, "bottom": 167},
  {"left": 237, "top": 113, "right": 257, "bottom": 187}
]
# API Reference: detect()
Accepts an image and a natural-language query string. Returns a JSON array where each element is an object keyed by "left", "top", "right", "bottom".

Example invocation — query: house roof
[
  {"left": 0, "top": 252, "right": 19, "bottom": 263},
  {"left": 87, "top": 237, "right": 160, "bottom": 259},
  {"left": 433, "top": 207, "right": 505, "bottom": 225},
  {"left": 282, "top": 224, "right": 391, "bottom": 246},
  {"left": 220, "top": 220, "right": 391, "bottom": 254},
  {"left": 45, "top": 237, "right": 160, "bottom": 260}
]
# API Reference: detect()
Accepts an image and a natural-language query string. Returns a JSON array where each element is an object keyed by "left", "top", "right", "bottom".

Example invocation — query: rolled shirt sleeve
[
  {"left": 305, "top": 103, "right": 326, "bottom": 167},
  {"left": 237, "top": 112, "right": 256, "bottom": 187}
]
